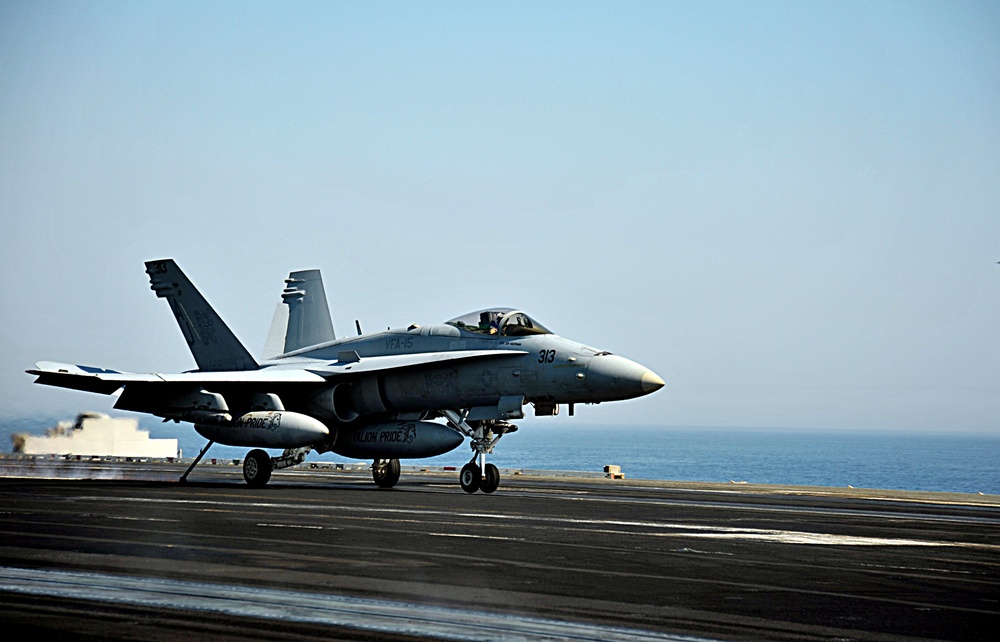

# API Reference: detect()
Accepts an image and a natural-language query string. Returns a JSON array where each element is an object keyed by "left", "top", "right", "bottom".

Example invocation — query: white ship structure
[{"left": 12, "top": 413, "right": 178, "bottom": 459}]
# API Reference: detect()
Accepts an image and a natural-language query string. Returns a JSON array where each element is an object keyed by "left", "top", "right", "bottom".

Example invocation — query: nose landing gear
[
  {"left": 443, "top": 410, "right": 515, "bottom": 494},
  {"left": 459, "top": 461, "right": 501, "bottom": 494},
  {"left": 459, "top": 462, "right": 481, "bottom": 493},
  {"left": 482, "top": 462, "right": 500, "bottom": 493},
  {"left": 458, "top": 459, "right": 500, "bottom": 494}
]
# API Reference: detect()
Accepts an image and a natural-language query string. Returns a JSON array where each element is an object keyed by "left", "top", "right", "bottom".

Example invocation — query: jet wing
[
  {"left": 28, "top": 349, "right": 527, "bottom": 394},
  {"left": 27, "top": 362, "right": 155, "bottom": 394},
  {"left": 26, "top": 361, "right": 328, "bottom": 395}
]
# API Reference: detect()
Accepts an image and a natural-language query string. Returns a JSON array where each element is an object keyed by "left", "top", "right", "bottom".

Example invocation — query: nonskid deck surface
[{"left": 0, "top": 459, "right": 997, "bottom": 641}]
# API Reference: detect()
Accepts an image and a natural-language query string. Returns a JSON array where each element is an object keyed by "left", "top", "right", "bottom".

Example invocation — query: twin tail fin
[
  {"left": 262, "top": 269, "right": 336, "bottom": 359},
  {"left": 145, "top": 259, "right": 259, "bottom": 372}
]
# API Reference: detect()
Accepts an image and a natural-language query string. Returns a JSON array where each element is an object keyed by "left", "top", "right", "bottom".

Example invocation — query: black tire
[
  {"left": 459, "top": 463, "right": 481, "bottom": 494},
  {"left": 481, "top": 463, "right": 500, "bottom": 494},
  {"left": 373, "top": 458, "right": 401, "bottom": 489},
  {"left": 243, "top": 449, "right": 272, "bottom": 487}
]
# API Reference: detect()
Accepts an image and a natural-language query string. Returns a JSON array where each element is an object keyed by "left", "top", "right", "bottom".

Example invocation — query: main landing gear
[
  {"left": 442, "top": 411, "right": 516, "bottom": 494},
  {"left": 177, "top": 439, "right": 277, "bottom": 487},
  {"left": 372, "top": 458, "right": 401, "bottom": 489},
  {"left": 241, "top": 446, "right": 311, "bottom": 487},
  {"left": 243, "top": 449, "right": 271, "bottom": 487}
]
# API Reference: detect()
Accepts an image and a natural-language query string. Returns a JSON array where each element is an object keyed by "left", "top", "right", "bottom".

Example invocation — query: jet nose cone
[
  {"left": 641, "top": 371, "right": 665, "bottom": 394},
  {"left": 586, "top": 354, "right": 664, "bottom": 401}
]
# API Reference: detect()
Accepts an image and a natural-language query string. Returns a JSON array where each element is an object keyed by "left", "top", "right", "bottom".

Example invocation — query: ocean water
[
  {"left": 150, "top": 423, "right": 1000, "bottom": 496},
  {"left": 474, "top": 425, "right": 1000, "bottom": 495},
  {"left": 5, "top": 419, "right": 999, "bottom": 495}
]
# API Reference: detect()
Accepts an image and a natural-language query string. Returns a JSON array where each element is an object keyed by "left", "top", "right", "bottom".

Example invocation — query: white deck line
[{"left": 0, "top": 566, "right": 716, "bottom": 642}]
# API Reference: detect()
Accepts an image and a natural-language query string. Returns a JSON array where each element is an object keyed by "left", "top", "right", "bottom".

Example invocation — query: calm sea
[
  {"left": 154, "top": 423, "right": 1000, "bottom": 495},
  {"left": 490, "top": 425, "right": 1000, "bottom": 495},
  {"left": 5, "top": 419, "right": 998, "bottom": 495}
]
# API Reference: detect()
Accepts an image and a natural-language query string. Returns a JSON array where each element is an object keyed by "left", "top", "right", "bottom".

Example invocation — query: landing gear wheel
[
  {"left": 481, "top": 463, "right": 500, "bottom": 494},
  {"left": 243, "top": 449, "right": 272, "bottom": 487},
  {"left": 373, "top": 458, "right": 401, "bottom": 489},
  {"left": 459, "top": 463, "right": 481, "bottom": 494}
]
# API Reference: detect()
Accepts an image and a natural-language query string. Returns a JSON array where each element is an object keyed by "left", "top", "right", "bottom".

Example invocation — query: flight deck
[{"left": 0, "top": 458, "right": 997, "bottom": 641}]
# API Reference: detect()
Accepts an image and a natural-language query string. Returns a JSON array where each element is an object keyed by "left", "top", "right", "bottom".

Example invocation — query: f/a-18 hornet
[{"left": 28, "top": 260, "right": 664, "bottom": 493}]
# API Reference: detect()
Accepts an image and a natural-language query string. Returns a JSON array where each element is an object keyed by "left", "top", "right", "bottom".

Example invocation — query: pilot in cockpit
[{"left": 478, "top": 311, "right": 499, "bottom": 335}]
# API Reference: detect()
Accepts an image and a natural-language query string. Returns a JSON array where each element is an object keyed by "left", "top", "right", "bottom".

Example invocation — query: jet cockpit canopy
[{"left": 446, "top": 309, "right": 552, "bottom": 337}]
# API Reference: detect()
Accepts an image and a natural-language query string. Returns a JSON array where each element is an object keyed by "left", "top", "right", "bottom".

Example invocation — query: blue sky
[{"left": 2, "top": 1, "right": 999, "bottom": 431}]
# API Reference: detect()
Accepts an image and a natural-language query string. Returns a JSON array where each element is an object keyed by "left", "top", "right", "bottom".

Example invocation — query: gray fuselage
[{"left": 263, "top": 318, "right": 661, "bottom": 428}]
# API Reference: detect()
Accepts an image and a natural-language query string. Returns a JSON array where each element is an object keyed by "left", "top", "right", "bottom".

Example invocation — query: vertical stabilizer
[
  {"left": 145, "top": 259, "right": 259, "bottom": 372},
  {"left": 261, "top": 302, "right": 289, "bottom": 360},
  {"left": 274, "top": 269, "right": 336, "bottom": 354}
]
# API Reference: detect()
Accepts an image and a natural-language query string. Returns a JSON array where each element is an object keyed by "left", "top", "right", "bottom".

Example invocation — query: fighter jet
[{"left": 27, "top": 259, "right": 664, "bottom": 493}]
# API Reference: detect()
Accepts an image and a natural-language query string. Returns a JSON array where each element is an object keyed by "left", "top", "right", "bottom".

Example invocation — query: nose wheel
[
  {"left": 441, "top": 411, "right": 516, "bottom": 495},
  {"left": 481, "top": 463, "right": 500, "bottom": 493},
  {"left": 459, "top": 462, "right": 480, "bottom": 493},
  {"left": 459, "top": 461, "right": 500, "bottom": 494}
]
